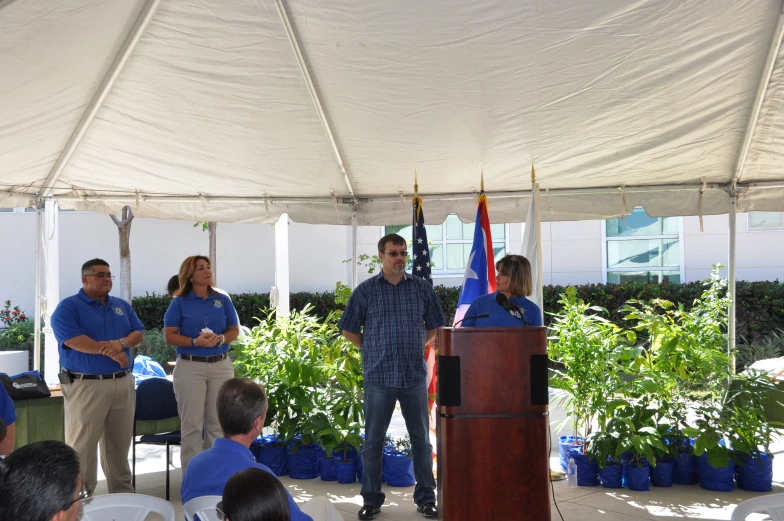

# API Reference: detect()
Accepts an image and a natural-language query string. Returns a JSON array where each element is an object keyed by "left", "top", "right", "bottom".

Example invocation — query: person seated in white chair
[
  {"left": 216, "top": 468, "right": 290, "bottom": 521},
  {"left": 182, "top": 378, "right": 344, "bottom": 521},
  {"left": 0, "top": 440, "right": 88, "bottom": 521}
]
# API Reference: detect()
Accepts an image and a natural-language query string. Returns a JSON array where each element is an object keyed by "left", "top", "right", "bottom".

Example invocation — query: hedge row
[{"left": 132, "top": 279, "right": 784, "bottom": 341}]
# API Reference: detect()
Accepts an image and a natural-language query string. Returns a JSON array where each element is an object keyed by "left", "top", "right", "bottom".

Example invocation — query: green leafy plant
[
  {"left": 316, "top": 413, "right": 364, "bottom": 461},
  {"left": 0, "top": 300, "right": 27, "bottom": 327},
  {"left": 134, "top": 328, "right": 176, "bottom": 372},
  {"left": 735, "top": 329, "right": 784, "bottom": 372},
  {"left": 394, "top": 434, "right": 412, "bottom": 458},
  {"left": 724, "top": 372, "right": 784, "bottom": 461}
]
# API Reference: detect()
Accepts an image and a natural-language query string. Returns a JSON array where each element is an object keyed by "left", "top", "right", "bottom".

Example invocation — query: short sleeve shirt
[
  {"left": 163, "top": 290, "right": 239, "bottom": 356},
  {"left": 338, "top": 272, "right": 447, "bottom": 388},
  {"left": 460, "top": 292, "right": 543, "bottom": 328},
  {"left": 51, "top": 289, "right": 145, "bottom": 374}
]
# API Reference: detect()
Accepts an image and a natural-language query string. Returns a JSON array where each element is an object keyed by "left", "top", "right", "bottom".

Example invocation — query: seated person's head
[
  {"left": 0, "top": 441, "right": 83, "bottom": 521},
  {"left": 167, "top": 274, "right": 181, "bottom": 297},
  {"left": 217, "top": 378, "right": 268, "bottom": 438},
  {"left": 218, "top": 467, "right": 290, "bottom": 521}
]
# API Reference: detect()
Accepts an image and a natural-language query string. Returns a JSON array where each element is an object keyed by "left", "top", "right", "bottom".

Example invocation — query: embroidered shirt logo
[
  {"left": 214, "top": 301, "right": 223, "bottom": 308},
  {"left": 114, "top": 307, "right": 124, "bottom": 316}
]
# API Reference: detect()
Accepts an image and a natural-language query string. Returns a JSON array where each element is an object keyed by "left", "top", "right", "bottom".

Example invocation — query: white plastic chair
[
  {"left": 183, "top": 495, "right": 222, "bottom": 521},
  {"left": 79, "top": 493, "right": 176, "bottom": 521},
  {"left": 731, "top": 493, "right": 784, "bottom": 521}
]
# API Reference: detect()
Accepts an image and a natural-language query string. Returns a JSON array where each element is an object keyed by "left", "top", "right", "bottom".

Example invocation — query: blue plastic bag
[
  {"left": 559, "top": 436, "right": 584, "bottom": 471},
  {"left": 288, "top": 441, "right": 321, "bottom": 479},
  {"left": 698, "top": 454, "right": 735, "bottom": 492},
  {"left": 383, "top": 451, "right": 415, "bottom": 487},
  {"left": 132, "top": 355, "right": 166, "bottom": 378},
  {"left": 736, "top": 453, "right": 773, "bottom": 492},
  {"left": 319, "top": 456, "right": 338, "bottom": 481},
  {"left": 336, "top": 459, "right": 357, "bottom": 484},
  {"left": 650, "top": 459, "right": 674, "bottom": 487},
  {"left": 258, "top": 435, "right": 288, "bottom": 476},
  {"left": 624, "top": 460, "right": 650, "bottom": 491},
  {"left": 569, "top": 448, "right": 600, "bottom": 486},
  {"left": 598, "top": 463, "right": 623, "bottom": 488},
  {"left": 672, "top": 452, "right": 699, "bottom": 485}
]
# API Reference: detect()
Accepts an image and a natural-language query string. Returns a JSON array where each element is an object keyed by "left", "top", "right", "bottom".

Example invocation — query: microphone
[
  {"left": 496, "top": 293, "right": 527, "bottom": 325},
  {"left": 453, "top": 314, "right": 490, "bottom": 327}
]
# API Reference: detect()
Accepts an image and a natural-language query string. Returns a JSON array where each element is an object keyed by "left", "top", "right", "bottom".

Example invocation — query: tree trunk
[
  {"left": 208, "top": 222, "right": 217, "bottom": 286},
  {"left": 110, "top": 206, "right": 134, "bottom": 303}
]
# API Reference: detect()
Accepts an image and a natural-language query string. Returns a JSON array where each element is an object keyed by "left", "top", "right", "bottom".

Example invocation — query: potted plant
[
  {"left": 383, "top": 435, "right": 415, "bottom": 487},
  {"left": 684, "top": 401, "right": 735, "bottom": 492},
  {"left": 316, "top": 413, "right": 364, "bottom": 484}
]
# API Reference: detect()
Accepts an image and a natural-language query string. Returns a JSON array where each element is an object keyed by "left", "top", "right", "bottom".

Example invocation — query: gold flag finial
[
  {"left": 531, "top": 164, "right": 536, "bottom": 184},
  {"left": 480, "top": 169, "right": 484, "bottom": 192}
]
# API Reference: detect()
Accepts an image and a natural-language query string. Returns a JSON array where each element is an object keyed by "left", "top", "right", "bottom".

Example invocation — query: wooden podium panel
[{"left": 436, "top": 327, "right": 550, "bottom": 521}]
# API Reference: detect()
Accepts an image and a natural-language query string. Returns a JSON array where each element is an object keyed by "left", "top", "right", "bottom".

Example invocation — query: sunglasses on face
[{"left": 383, "top": 251, "right": 408, "bottom": 258}]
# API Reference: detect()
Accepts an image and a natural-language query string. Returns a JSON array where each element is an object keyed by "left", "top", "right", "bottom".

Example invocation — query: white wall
[{"left": 2, "top": 210, "right": 783, "bottom": 321}]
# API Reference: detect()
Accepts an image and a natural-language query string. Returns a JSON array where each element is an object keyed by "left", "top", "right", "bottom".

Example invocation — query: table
[{"left": 12, "top": 389, "right": 65, "bottom": 450}]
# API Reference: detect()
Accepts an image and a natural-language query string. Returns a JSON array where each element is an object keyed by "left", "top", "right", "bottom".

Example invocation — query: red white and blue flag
[{"left": 453, "top": 192, "right": 496, "bottom": 325}]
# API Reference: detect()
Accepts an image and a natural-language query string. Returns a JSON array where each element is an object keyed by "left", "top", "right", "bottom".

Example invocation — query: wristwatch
[{"left": 119, "top": 338, "right": 127, "bottom": 348}]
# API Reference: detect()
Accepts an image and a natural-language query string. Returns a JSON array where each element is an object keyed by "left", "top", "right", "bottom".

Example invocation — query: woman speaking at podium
[{"left": 459, "top": 255, "right": 542, "bottom": 328}]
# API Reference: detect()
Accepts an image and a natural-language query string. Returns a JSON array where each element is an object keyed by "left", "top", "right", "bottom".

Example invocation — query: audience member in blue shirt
[
  {"left": 51, "top": 258, "right": 145, "bottom": 495},
  {"left": 0, "top": 383, "right": 16, "bottom": 455},
  {"left": 460, "top": 254, "right": 543, "bottom": 328},
  {"left": 181, "top": 378, "right": 344, "bottom": 521},
  {"left": 164, "top": 256, "right": 240, "bottom": 470},
  {"left": 338, "top": 234, "right": 446, "bottom": 520}
]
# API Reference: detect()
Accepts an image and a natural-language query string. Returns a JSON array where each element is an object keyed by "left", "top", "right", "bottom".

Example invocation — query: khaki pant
[
  {"left": 173, "top": 357, "right": 235, "bottom": 471},
  {"left": 301, "top": 497, "right": 345, "bottom": 521},
  {"left": 62, "top": 375, "right": 136, "bottom": 494}
]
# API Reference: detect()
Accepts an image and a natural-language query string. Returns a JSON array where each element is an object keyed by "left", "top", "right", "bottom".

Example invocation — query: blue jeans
[{"left": 361, "top": 381, "right": 436, "bottom": 508}]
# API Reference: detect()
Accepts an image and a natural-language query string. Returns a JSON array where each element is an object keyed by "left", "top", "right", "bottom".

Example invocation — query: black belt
[
  {"left": 68, "top": 369, "right": 132, "bottom": 380},
  {"left": 179, "top": 353, "right": 229, "bottom": 363}
]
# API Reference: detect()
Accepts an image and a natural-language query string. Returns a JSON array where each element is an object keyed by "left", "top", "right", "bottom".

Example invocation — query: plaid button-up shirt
[{"left": 338, "top": 271, "right": 447, "bottom": 388}]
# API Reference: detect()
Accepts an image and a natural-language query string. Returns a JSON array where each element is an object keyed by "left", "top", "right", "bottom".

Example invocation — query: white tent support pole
[
  {"left": 33, "top": 201, "right": 42, "bottom": 372},
  {"left": 731, "top": 0, "right": 784, "bottom": 186},
  {"left": 274, "top": 0, "right": 355, "bottom": 198},
  {"left": 351, "top": 207, "right": 358, "bottom": 289},
  {"left": 274, "top": 213, "right": 290, "bottom": 317},
  {"left": 39, "top": 0, "right": 164, "bottom": 197},
  {"left": 43, "top": 200, "right": 61, "bottom": 385},
  {"left": 728, "top": 192, "right": 738, "bottom": 374}
]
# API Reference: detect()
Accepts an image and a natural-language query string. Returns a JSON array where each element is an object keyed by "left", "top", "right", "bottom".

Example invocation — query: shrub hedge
[{"left": 132, "top": 280, "right": 784, "bottom": 341}]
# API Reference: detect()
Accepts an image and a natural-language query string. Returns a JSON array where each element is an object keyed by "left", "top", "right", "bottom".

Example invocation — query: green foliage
[
  {"left": 132, "top": 292, "right": 173, "bottom": 330},
  {"left": 394, "top": 434, "right": 412, "bottom": 457},
  {"left": 0, "top": 300, "right": 28, "bottom": 326},
  {"left": 232, "top": 305, "right": 363, "bottom": 446},
  {"left": 0, "top": 320, "right": 37, "bottom": 370},
  {"left": 735, "top": 329, "right": 784, "bottom": 371},
  {"left": 194, "top": 221, "right": 209, "bottom": 231},
  {"left": 134, "top": 329, "right": 176, "bottom": 372},
  {"left": 724, "top": 372, "right": 784, "bottom": 459}
]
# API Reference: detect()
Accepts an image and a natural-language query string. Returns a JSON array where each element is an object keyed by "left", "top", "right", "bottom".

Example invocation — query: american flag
[{"left": 411, "top": 195, "right": 432, "bottom": 283}]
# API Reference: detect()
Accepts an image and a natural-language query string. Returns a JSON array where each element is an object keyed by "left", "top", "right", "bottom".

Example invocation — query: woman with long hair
[
  {"left": 164, "top": 256, "right": 240, "bottom": 470},
  {"left": 217, "top": 468, "right": 290, "bottom": 521}
]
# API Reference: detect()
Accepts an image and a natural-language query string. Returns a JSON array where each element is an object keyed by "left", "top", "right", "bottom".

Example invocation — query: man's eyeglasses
[
  {"left": 383, "top": 251, "right": 408, "bottom": 258},
  {"left": 65, "top": 483, "right": 90, "bottom": 509},
  {"left": 85, "top": 273, "right": 115, "bottom": 280},
  {"left": 216, "top": 501, "right": 226, "bottom": 520}
]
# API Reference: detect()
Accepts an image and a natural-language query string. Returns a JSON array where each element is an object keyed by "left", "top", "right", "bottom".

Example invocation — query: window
[
  {"left": 748, "top": 212, "right": 784, "bottom": 231},
  {"left": 385, "top": 214, "right": 507, "bottom": 275},
  {"left": 604, "top": 208, "right": 681, "bottom": 284}
]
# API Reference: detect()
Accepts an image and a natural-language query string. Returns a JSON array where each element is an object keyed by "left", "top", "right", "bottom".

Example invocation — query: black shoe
[
  {"left": 358, "top": 505, "right": 380, "bottom": 520},
  {"left": 417, "top": 502, "right": 437, "bottom": 518}
]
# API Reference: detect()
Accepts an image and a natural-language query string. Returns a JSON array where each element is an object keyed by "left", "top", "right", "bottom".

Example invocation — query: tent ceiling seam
[{"left": 39, "top": 0, "right": 164, "bottom": 197}]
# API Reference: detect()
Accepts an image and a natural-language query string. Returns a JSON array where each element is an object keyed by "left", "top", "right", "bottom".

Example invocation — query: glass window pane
[
  {"left": 386, "top": 225, "right": 412, "bottom": 242},
  {"left": 463, "top": 221, "right": 474, "bottom": 240},
  {"left": 493, "top": 243, "right": 506, "bottom": 260},
  {"left": 749, "top": 212, "right": 783, "bottom": 229},
  {"left": 606, "top": 208, "right": 662, "bottom": 237},
  {"left": 425, "top": 224, "right": 442, "bottom": 241},
  {"left": 607, "top": 271, "right": 681, "bottom": 284},
  {"left": 607, "top": 239, "right": 680, "bottom": 268},
  {"left": 446, "top": 244, "right": 465, "bottom": 270},
  {"left": 446, "top": 215, "right": 464, "bottom": 240},
  {"left": 662, "top": 217, "right": 679, "bottom": 235},
  {"left": 490, "top": 223, "right": 505, "bottom": 239},
  {"left": 429, "top": 244, "right": 443, "bottom": 270}
]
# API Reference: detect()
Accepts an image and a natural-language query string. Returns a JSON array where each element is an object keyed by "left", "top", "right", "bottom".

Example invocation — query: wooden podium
[{"left": 436, "top": 327, "right": 550, "bottom": 521}]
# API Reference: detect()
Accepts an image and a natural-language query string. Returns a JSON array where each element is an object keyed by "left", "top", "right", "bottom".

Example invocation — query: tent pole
[
  {"left": 40, "top": 0, "right": 164, "bottom": 196},
  {"left": 274, "top": 213, "right": 290, "bottom": 317},
  {"left": 351, "top": 207, "right": 358, "bottom": 289},
  {"left": 728, "top": 192, "right": 738, "bottom": 374},
  {"left": 33, "top": 199, "right": 42, "bottom": 372}
]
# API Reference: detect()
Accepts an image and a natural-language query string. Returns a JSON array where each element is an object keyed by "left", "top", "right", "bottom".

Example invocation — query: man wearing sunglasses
[
  {"left": 339, "top": 233, "right": 447, "bottom": 520},
  {"left": 0, "top": 440, "right": 85, "bottom": 521},
  {"left": 51, "top": 258, "right": 146, "bottom": 496}
]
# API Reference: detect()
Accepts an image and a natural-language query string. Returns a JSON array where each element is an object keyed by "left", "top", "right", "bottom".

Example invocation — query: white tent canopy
[{"left": 2, "top": 0, "right": 784, "bottom": 225}]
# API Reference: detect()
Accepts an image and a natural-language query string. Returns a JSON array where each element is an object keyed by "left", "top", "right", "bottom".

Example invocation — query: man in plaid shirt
[{"left": 339, "top": 233, "right": 447, "bottom": 520}]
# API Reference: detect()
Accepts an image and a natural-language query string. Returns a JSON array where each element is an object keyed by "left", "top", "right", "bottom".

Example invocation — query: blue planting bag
[
  {"left": 383, "top": 451, "right": 416, "bottom": 487},
  {"left": 624, "top": 461, "right": 650, "bottom": 491},
  {"left": 650, "top": 458, "right": 674, "bottom": 487},
  {"left": 319, "top": 456, "right": 338, "bottom": 481},
  {"left": 288, "top": 441, "right": 321, "bottom": 479},
  {"left": 736, "top": 453, "right": 773, "bottom": 492},
  {"left": 569, "top": 449, "right": 600, "bottom": 486},
  {"left": 598, "top": 463, "right": 623, "bottom": 488},
  {"left": 559, "top": 436, "right": 584, "bottom": 471},
  {"left": 336, "top": 459, "right": 357, "bottom": 484},
  {"left": 259, "top": 437, "right": 289, "bottom": 477},
  {"left": 672, "top": 452, "right": 698, "bottom": 485},
  {"left": 698, "top": 453, "right": 735, "bottom": 492}
]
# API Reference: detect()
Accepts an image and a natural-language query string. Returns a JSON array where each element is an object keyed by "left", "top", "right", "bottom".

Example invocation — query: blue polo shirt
[
  {"left": 163, "top": 290, "right": 238, "bottom": 356},
  {"left": 51, "top": 289, "right": 144, "bottom": 374},
  {"left": 182, "top": 437, "right": 313, "bottom": 521},
  {"left": 0, "top": 384, "right": 16, "bottom": 427},
  {"left": 460, "top": 292, "right": 543, "bottom": 328}
]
